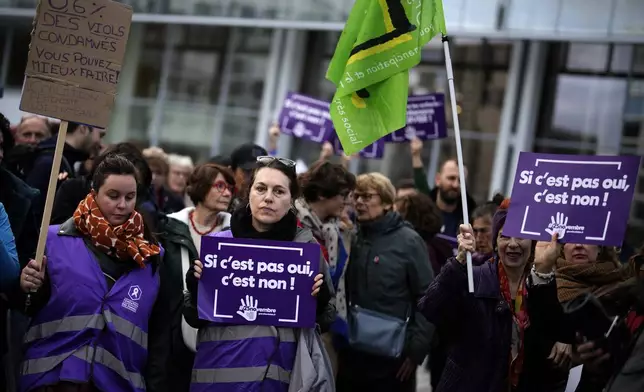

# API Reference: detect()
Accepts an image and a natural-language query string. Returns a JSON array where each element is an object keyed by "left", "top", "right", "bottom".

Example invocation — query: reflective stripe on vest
[
  {"left": 192, "top": 365, "right": 291, "bottom": 384},
  {"left": 22, "top": 345, "right": 145, "bottom": 389},
  {"left": 24, "top": 310, "right": 148, "bottom": 349},
  {"left": 198, "top": 325, "right": 296, "bottom": 343}
]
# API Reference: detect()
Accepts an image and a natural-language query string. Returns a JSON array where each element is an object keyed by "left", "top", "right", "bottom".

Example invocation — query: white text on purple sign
[
  {"left": 203, "top": 254, "right": 315, "bottom": 291},
  {"left": 519, "top": 171, "right": 631, "bottom": 207}
]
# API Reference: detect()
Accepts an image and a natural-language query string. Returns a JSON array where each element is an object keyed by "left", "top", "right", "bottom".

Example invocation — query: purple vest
[
  {"left": 20, "top": 225, "right": 160, "bottom": 392},
  {"left": 191, "top": 230, "right": 296, "bottom": 392}
]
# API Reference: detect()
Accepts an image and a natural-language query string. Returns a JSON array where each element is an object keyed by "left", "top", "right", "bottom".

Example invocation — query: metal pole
[
  {"left": 147, "top": 25, "right": 177, "bottom": 147},
  {"left": 443, "top": 36, "right": 474, "bottom": 293},
  {"left": 255, "top": 29, "right": 285, "bottom": 148},
  {"left": 506, "top": 42, "right": 547, "bottom": 193},
  {"left": 274, "top": 29, "right": 306, "bottom": 159},
  {"left": 210, "top": 27, "right": 241, "bottom": 155},
  {"left": 1, "top": 27, "right": 14, "bottom": 88},
  {"left": 488, "top": 41, "right": 525, "bottom": 199}
]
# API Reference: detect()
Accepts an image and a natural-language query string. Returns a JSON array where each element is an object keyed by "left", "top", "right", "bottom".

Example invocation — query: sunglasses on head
[{"left": 256, "top": 156, "right": 296, "bottom": 168}]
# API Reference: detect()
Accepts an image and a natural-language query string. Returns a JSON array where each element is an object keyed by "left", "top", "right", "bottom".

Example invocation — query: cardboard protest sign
[
  {"left": 330, "top": 135, "right": 385, "bottom": 159},
  {"left": 20, "top": 0, "right": 133, "bottom": 128},
  {"left": 504, "top": 152, "right": 641, "bottom": 246},
  {"left": 278, "top": 92, "right": 333, "bottom": 143},
  {"left": 384, "top": 93, "right": 447, "bottom": 142},
  {"left": 198, "top": 236, "right": 320, "bottom": 328}
]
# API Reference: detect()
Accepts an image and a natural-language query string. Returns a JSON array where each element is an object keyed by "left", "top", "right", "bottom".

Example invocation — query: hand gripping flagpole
[{"left": 442, "top": 35, "right": 474, "bottom": 293}]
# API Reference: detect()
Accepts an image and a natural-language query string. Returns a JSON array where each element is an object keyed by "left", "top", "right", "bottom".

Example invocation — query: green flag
[{"left": 326, "top": 0, "right": 447, "bottom": 155}]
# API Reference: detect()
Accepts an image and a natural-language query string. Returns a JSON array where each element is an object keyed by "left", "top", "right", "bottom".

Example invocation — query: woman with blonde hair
[
  {"left": 336, "top": 173, "right": 434, "bottom": 392},
  {"left": 167, "top": 154, "right": 194, "bottom": 207}
]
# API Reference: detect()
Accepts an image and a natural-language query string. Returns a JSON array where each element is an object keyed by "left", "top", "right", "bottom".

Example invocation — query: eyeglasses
[
  {"left": 212, "top": 180, "right": 234, "bottom": 193},
  {"left": 256, "top": 155, "right": 296, "bottom": 168},
  {"left": 353, "top": 192, "right": 379, "bottom": 202}
]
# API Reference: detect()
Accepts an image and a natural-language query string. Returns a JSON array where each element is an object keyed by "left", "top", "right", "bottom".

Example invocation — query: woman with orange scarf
[{"left": 16, "top": 154, "right": 167, "bottom": 392}]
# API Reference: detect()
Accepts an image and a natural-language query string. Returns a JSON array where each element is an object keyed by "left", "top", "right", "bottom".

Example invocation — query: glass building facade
[{"left": 1, "top": 0, "right": 644, "bottom": 234}]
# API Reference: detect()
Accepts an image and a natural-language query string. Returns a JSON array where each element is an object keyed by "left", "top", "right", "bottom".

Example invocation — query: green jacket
[{"left": 347, "top": 211, "right": 435, "bottom": 364}]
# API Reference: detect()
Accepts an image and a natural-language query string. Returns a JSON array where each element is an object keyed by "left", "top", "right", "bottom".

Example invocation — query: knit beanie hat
[{"left": 492, "top": 198, "right": 511, "bottom": 251}]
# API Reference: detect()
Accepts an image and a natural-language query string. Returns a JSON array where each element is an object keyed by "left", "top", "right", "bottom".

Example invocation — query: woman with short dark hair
[
  {"left": 170, "top": 163, "right": 235, "bottom": 253},
  {"left": 184, "top": 156, "right": 335, "bottom": 392},
  {"left": 51, "top": 142, "right": 155, "bottom": 225},
  {"left": 295, "top": 160, "right": 355, "bottom": 376},
  {"left": 18, "top": 154, "right": 167, "bottom": 392}
]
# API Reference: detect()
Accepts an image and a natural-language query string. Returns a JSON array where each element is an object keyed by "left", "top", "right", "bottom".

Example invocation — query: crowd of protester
[{"left": 0, "top": 112, "right": 643, "bottom": 392}]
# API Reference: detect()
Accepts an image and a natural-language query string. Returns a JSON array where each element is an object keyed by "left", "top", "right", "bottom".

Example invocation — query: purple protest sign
[
  {"left": 436, "top": 234, "right": 458, "bottom": 256},
  {"left": 504, "top": 152, "right": 641, "bottom": 246},
  {"left": 278, "top": 92, "right": 333, "bottom": 143},
  {"left": 329, "top": 134, "right": 385, "bottom": 159},
  {"left": 198, "top": 236, "right": 320, "bottom": 328},
  {"left": 384, "top": 94, "right": 447, "bottom": 143}
]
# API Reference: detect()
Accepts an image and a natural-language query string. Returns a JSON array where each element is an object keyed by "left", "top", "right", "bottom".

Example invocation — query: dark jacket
[
  {"left": 51, "top": 176, "right": 91, "bottom": 225},
  {"left": 154, "top": 187, "right": 185, "bottom": 215},
  {"left": 413, "top": 167, "right": 477, "bottom": 217},
  {"left": 154, "top": 214, "right": 199, "bottom": 392},
  {"left": 429, "top": 186, "right": 477, "bottom": 237},
  {"left": 26, "top": 137, "right": 89, "bottom": 215},
  {"left": 425, "top": 235, "right": 456, "bottom": 277},
  {"left": 0, "top": 166, "right": 40, "bottom": 265},
  {"left": 419, "top": 259, "right": 570, "bottom": 392},
  {"left": 346, "top": 211, "right": 434, "bottom": 365}
]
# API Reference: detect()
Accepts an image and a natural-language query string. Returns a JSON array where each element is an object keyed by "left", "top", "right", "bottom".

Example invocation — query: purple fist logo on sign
[{"left": 503, "top": 153, "right": 641, "bottom": 246}]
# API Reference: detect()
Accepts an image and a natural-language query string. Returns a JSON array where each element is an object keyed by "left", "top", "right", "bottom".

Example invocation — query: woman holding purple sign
[
  {"left": 184, "top": 156, "right": 335, "bottom": 392},
  {"left": 419, "top": 199, "right": 573, "bottom": 392}
]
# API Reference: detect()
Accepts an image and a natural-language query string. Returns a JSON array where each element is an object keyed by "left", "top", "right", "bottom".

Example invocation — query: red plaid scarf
[
  {"left": 498, "top": 262, "right": 531, "bottom": 388},
  {"left": 73, "top": 192, "right": 160, "bottom": 268}
]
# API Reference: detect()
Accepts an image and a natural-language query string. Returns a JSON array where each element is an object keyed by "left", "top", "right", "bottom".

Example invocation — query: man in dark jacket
[
  {"left": 408, "top": 138, "right": 477, "bottom": 238},
  {"left": 25, "top": 122, "right": 103, "bottom": 214},
  {"left": 428, "top": 159, "right": 477, "bottom": 238}
]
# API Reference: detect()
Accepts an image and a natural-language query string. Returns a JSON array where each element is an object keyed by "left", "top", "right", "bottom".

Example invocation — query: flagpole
[{"left": 442, "top": 35, "right": 475, "bottom": 293}]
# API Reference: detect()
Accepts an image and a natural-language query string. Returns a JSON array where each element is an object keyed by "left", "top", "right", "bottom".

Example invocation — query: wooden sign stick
[{"left": 33, "top": 120, "right": 69, "bottom": 269}]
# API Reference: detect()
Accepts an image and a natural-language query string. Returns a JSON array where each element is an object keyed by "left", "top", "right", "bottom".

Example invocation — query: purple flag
[
  {"left": 503, "top": 152, "right": 641, "bottom": 246},
  {"left": 329, "top": 135, "right": 385, "bottom": 159},
  {"left": 198, "top": 236, "right": 320, "bottom": 328},
  {"left": 384, "top": 94, "right": 447, "bottom": 143},
  {"left": 277, "top": 92, "right": 333, "bottom": 143}
]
